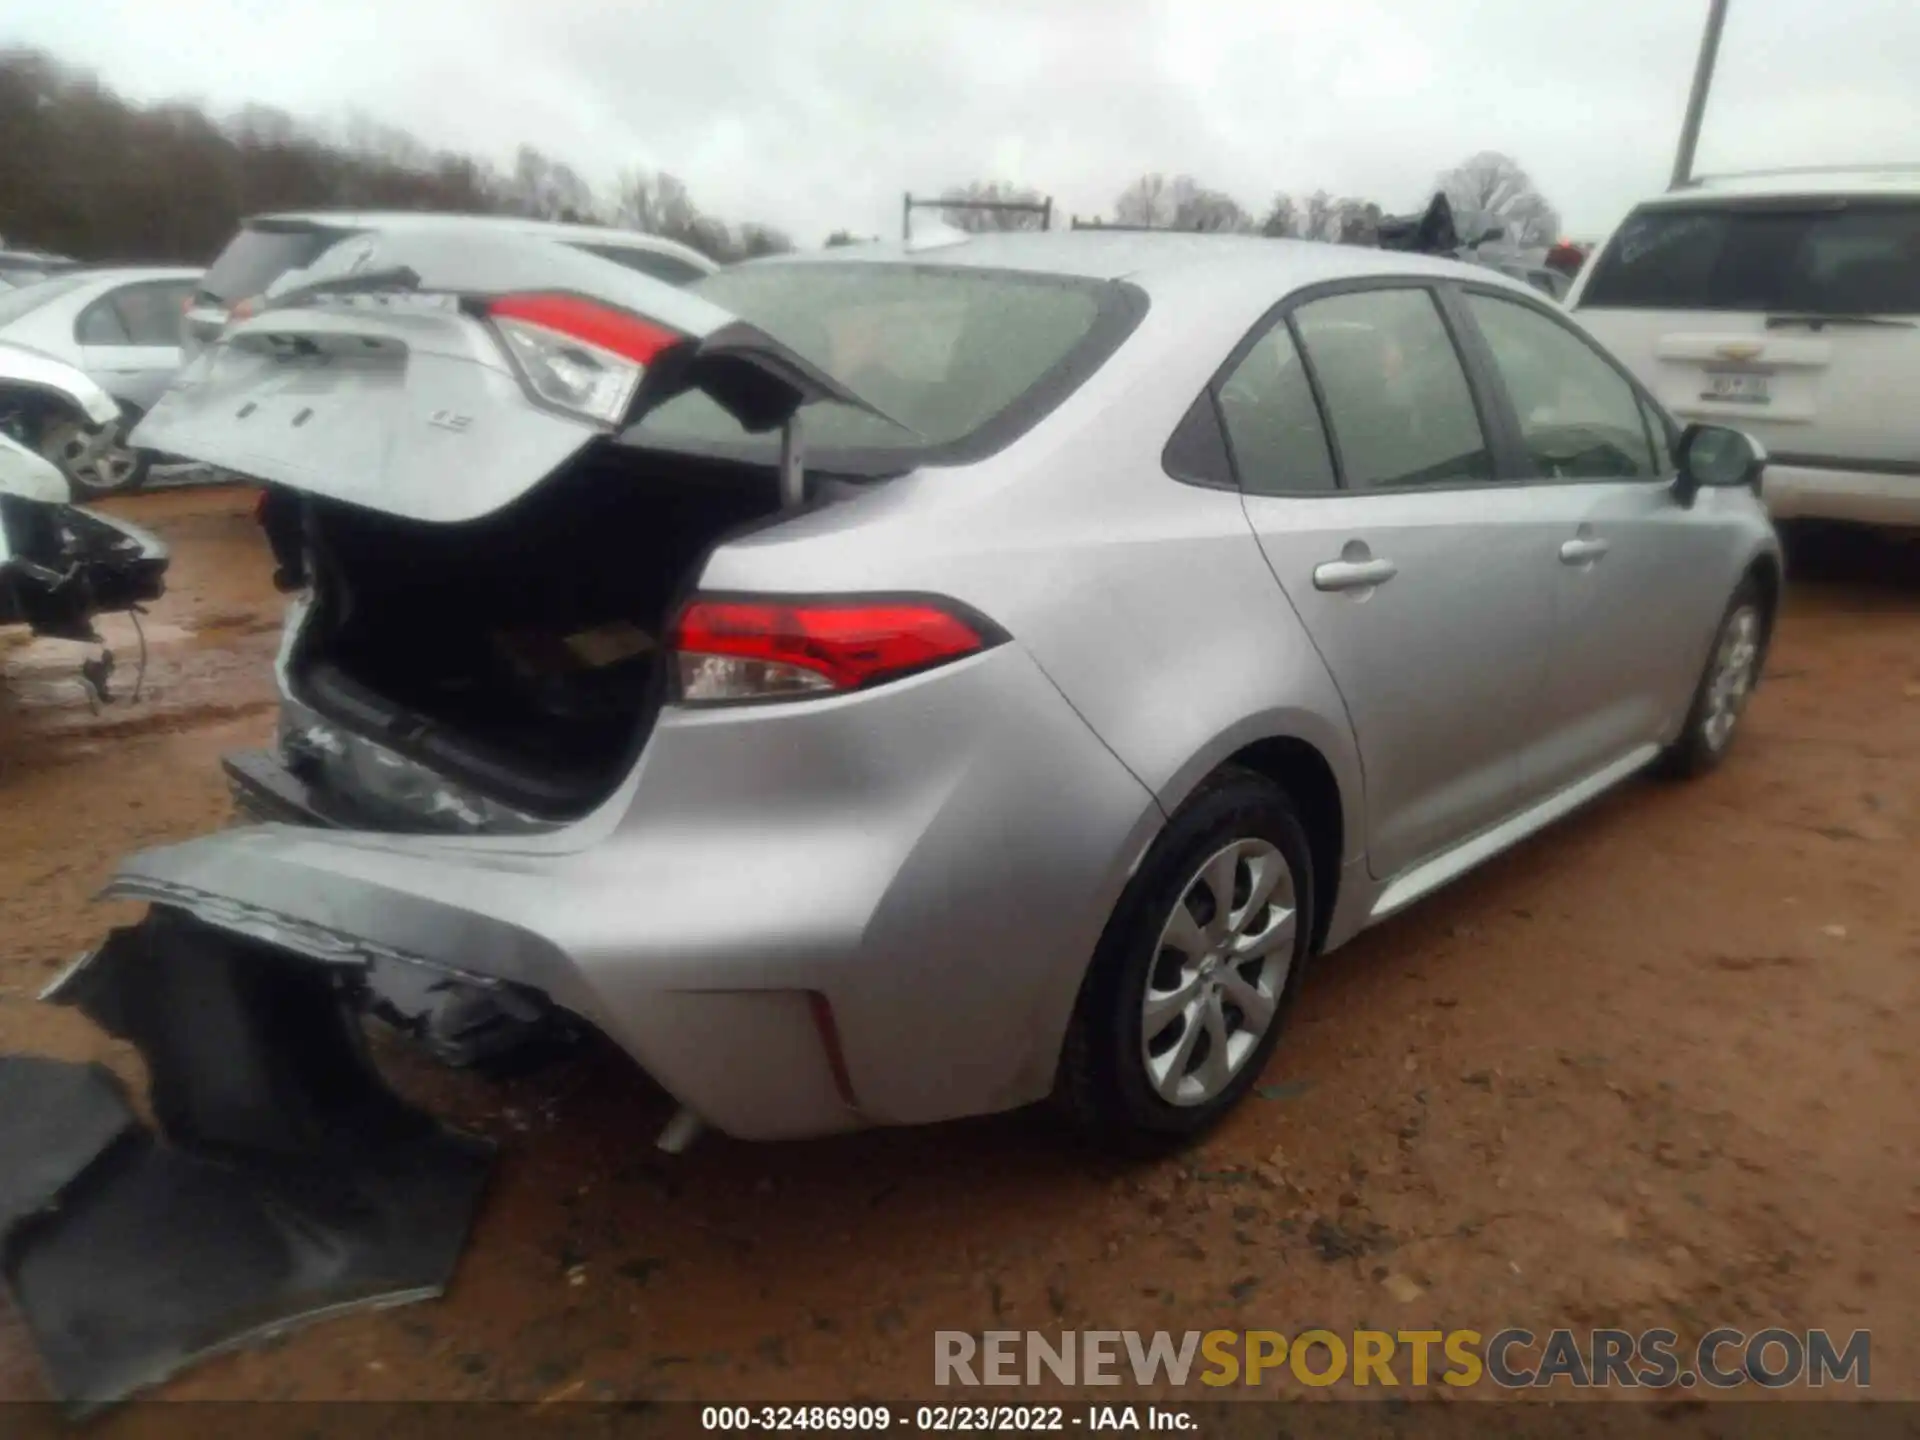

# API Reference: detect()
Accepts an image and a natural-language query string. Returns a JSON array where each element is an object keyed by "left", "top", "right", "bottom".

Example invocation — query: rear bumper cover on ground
[
  {"left": 108, "top": 642, "right": 1165, "bottom": 1141},
  {"left": 0, "top": 914, "right": 493, "bottom": 1414}
]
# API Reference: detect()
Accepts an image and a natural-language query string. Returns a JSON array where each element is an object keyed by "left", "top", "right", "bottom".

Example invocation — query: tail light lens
[
  {"left": 485, "top": 292, "right": 682, "bottom": 428},
  {"left": 669, "top": 595, "right": 1004, "bottom": 704}
]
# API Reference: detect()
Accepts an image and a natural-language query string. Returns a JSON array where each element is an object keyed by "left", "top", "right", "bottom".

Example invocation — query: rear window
[
  {"left": 0, "top": 274, "right": 85, "bottom": 327},
  {"left": 568, "top": 243, "right": 708, "bottom": 286},
  {"left": 632, "top": 263, "right": 1143, "bottom": 467},
  {"left": 200, "top": 223, "right": 356, "bottom": 303},
  {"left": 1580, "top": 198, "right": 1920, "bottom": 314}
]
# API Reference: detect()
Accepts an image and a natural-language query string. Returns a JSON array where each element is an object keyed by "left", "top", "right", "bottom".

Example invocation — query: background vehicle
[
  {"left": 0, "top": 266, "right": 201, "bottom": 497},
  {"left": 0, "top": 349, "right": 168, "bottom": 651},
  {"left": 1569, "top": 168, "right": 1920, "bottom": 532},
  {"left": 121, "top": 229, "right": 1781, "bottom": 1153},
  {"left": 182, "top": 211, "right": 721, "bottom": 363}
]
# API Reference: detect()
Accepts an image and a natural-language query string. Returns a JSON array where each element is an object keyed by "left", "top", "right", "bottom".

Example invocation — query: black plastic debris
[{"left": 0, "top": 910, "right": 494, "bottom": 1415}]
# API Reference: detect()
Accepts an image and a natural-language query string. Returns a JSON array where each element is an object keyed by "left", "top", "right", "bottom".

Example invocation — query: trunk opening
[{"left": 288, "top": 443, "right": 792, "bottom": 823}]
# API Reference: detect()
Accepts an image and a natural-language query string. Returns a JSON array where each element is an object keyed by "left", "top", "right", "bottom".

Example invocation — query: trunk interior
[{"left": 289, "top": 444, "right": 788, "bottom": 822}]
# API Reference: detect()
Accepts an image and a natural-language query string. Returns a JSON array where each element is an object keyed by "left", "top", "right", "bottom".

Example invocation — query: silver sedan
[
  {"left": 100, "top": 228, "right": 1779, "bottom": 1151},
  {"left": 0, "top": 265, "right": 201, "bottom": 496}
]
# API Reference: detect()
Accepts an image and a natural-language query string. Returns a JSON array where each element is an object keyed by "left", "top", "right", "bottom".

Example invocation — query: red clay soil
[{"left": 0, "top": 489, "right": 1913, "bottom": 1411}]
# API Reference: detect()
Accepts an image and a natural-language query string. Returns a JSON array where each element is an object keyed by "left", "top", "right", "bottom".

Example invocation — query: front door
[
  {"left": 1452, "top": 286, "right": 1727, "bottom": 795},
  {"left": 1219, "top": 283, "right": 1559, "bottom": 882}
]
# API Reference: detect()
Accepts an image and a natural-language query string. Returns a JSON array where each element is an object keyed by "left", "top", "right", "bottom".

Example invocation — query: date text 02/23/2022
[{"left": 700, "top": 1405, "right": 1194, "bottom": 1431}]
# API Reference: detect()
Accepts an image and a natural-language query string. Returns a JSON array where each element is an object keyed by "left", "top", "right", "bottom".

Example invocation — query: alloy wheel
[
  {"left": 1141, "top": 837, "right": 1298, "bottom": 1107},
  {"left": 42, "top": 418, "right": 141, "bottom": 496},
  {"left": 1702, "top": 604, "right": 1760, "bottom": 753}
]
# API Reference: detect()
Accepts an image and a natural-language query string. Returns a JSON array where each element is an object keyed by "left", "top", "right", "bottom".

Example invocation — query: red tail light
[
  {"left": 487, "top": 293, "right": 681, "bottom": 365},
  {"left": 484, "top": 292, "right": 684, "bottom": 426},
  {"left": 669, "top": 595, "right": 1004, "bottom": 703}
]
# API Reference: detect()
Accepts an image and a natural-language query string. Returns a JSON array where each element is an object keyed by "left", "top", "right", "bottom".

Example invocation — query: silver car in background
[
  {"left": 182, "top": 210, "right": 721, "bottom": 365},
  {"left": 110, "top": 228, "right": 1779, "bottom": 1149},
  {"left": 0, "top": 266, "right": 201, "bottom": 496}
]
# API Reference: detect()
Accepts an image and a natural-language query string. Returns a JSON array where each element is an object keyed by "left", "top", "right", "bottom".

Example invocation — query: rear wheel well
[{"left": 1221, "top": 737, "right": 1344, "bottom": 955}]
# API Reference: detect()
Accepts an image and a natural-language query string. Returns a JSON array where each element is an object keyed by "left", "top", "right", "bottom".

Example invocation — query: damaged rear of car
[
  {"left": 0, "top": 345, "right": 168, "bottom": 647},
  {"left": 104, "top": 228, "right": 1153, "bottom": 1134}
]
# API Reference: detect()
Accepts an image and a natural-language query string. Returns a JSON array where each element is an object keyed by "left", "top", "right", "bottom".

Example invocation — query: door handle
[
  {"left": 1313, "top": 557, "right": 1399, "bottom": 592},
  {"left": 1559, "top": 537, "right": 1611, "bottom": 564}
]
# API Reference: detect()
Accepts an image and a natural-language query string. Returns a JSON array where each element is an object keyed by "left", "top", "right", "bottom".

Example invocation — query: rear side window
[
  {"left": 200, "top": 224, "right": 354, "bottom": 303},
  {"left": 1581, "top": 199, "right": 1920, "bottom": 315},
  {"left": 75, "top": 294, "right": 132, "bottom": 343},
  {"left": 1292, "top": 288, "right": 1492, "bottom": 490},
  {"left": 1215, "top": 319, "right": 1337, "bottom": 494},
  {"left": 1463, "top": 292, "right": 1658, "bottom": 479},
  {"left": 568, "top": 243, "right": 708, "bottom": 286},
  {"left": 111, "top": 281, "right": 194, "bottom": 345}
]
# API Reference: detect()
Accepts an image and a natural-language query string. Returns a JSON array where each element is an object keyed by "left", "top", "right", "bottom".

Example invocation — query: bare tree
[
  {"left": 506, "top": 144, "right": 597, "bottom": 222},
  {"left": 1114, "top": 173, "right": 1175, "bottom": 228},
  {"left": 1332, "top": 197, "right": 1383, "bottom": 246},
  {"left": 1112, "top": 173, "right": 1252, "bottom": 231},
  {"left": 0, "top": 47, "right": 789, "bottom": 267},
  {"left": 937, "top": 179, "right": 1047, "bottom": 232},
  {"left": 1436, "top": 151, "right": 1560, "bottom": 248},
  {"left": 1168, "top": 176, "right": 1252, "bottom": 232},
  {"left": 1260, "top": 193, "right": 1300, "bottom": 239},
  {"left": 735, "top": 222, "right": 794, "bottom": 258},
  {"left": 1300, "top": 190, "right": 1337, "bottom": 243}
]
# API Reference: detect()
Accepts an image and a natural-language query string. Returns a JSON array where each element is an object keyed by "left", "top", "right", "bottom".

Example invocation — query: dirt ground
[{"left": 0, "top": 487, "right": 1914, "bottom": 1409}]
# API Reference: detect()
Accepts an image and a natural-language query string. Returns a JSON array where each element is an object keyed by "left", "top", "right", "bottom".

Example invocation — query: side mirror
[
  {"left": 1475, "top": 225, "right": 1507, "bottom": 246},
  {"left": 1673, "top": 423, "right": 1767, "bottom": 508}
]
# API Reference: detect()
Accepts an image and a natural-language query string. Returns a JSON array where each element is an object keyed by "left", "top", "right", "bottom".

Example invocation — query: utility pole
[{"left": 1670, "top": 0, "right": 1731, "bottom": 190}]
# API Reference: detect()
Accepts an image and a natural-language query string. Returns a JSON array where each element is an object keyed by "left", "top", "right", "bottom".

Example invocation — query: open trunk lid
[{"left": 133, "top": 229, "right": 904, "bottom": 524}]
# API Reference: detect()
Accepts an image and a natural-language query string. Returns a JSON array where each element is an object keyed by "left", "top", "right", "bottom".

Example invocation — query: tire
[
  {"left": 1056, "top": 766, "right": 1316, "bottom": 1153},
  {"left": 42, "top": 408, "right": 151, "bottom": 501},
  {"left": 1658, "top": 578, "right": 1768, "bottom": 780}
]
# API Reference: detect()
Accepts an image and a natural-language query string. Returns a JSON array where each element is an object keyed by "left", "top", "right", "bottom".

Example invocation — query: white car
[
  {"left": 0, "top": 266, "right": 202, "bottom": 496},
  {"left": 1567, "top": 168, "right": 1920, "bottom": 532}
]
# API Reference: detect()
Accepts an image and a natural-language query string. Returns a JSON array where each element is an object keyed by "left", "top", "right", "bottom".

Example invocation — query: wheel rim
[
  {"left": 1141, "top": 837, "right": 1298, "bottom": 1107},
  {"left": 43, "top": 419, "right": 139, "bottom": 494},
  {"left": 1702, "top": 604, "right": 1760, "bottom": 752}
]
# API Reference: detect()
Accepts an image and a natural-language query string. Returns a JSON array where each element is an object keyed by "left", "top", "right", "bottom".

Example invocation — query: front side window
[
  {"left": 1214, "top": 318, "right": 1337, "bottom": 494},
  {"left": 1291, "top": 288, "right": 1491, "bottom": 490},
  {"left": 1464, "top": 291, "right": 1658, "bottom": 479}
]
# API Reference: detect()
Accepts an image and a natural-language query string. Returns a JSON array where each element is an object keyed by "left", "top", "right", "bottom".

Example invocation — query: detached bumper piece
[{"left": 0, "top": 910, "right": 494, "bottom": 1415}]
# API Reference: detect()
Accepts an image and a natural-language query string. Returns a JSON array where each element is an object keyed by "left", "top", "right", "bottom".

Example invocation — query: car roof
[
  {"left": 751, "top": 229, "right": 1539, "bottom": 301},
  {"left": 1647, "top": 167, "right": 1920, "bottom": 204},
  {"left": 245, "top": 211, "right": 718, "bottom": 270}
]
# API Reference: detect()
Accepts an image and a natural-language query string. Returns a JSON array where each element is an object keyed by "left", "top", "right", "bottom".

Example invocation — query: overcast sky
[{"left": 6, "top": 0, "right": 1916, "bottom": 245}]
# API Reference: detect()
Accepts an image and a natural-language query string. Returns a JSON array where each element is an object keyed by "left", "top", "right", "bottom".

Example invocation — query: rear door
[
  {"left": 76, "top": 280, "right": 195, "bottom": 410},
  {"left": 1450, "top": 284, "right": 1727, "bottom": 793},
  {"left": 1571, "top": 195, "right": 1920, "bottom": 468},
  {"left": 1223, "top": 280, "right": 1559, "bottom": 883}
]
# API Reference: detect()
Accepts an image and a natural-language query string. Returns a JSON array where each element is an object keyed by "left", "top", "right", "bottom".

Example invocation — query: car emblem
[
  {"left": 1715, "top": 342, "right": 1763, "bottom": 362},
  {"left": 428, "top": 410, "right": 472, "bottom": 432}
]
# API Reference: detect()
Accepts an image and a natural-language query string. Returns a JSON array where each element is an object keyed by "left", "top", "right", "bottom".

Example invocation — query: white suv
[{"left": 1567, "top": 169, "right": 1920, "bottom": 532}]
